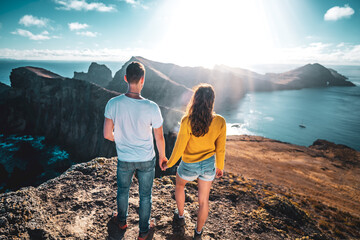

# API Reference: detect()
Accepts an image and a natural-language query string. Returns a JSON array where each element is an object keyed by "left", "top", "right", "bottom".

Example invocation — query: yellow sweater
[{"left": 167, "top": 114, "right": 226, "bottom": 170}]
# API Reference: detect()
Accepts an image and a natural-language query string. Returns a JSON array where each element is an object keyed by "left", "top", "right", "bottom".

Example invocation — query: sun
[{"left": 152, "top": 0, "right": 276, "bottom": 67}]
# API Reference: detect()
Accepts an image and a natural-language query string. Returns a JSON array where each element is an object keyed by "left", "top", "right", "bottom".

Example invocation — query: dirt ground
[{"left": 224, "top": 135, "right": 360, "bottom": 218}]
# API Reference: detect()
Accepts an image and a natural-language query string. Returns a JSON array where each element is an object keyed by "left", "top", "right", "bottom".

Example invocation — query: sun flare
[{"left": 153, "top": 0, "right": 276, "bottom": 67}]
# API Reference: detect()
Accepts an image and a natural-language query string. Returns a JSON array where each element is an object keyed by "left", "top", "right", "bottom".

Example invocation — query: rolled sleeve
[
  {"left": 152, "top": 104, "right": 163, "bottom": 129},
  {"left": 104, "top": 100, "right": 113, "bottom": 120}
]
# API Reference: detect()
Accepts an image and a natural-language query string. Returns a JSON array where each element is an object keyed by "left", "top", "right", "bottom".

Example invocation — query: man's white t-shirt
[{"left": 104, "top": 94, "right": 163, "bottom": 162}]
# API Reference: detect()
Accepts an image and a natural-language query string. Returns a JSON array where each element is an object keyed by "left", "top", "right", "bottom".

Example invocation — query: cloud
[
  {"left": 68, "top": 22, "right": 89, "bottom": 31},
  {"left": 76, "top": 31, "right": 98, "bottom": 37},
  {"left": 270, "top": 42, "right": 360, "bottom": 65},
  {"left": 11, "top": 29, "right": 51, "bottom": 40},
  {"left": 54, "top": 0, "right": 116, "bottom": 12},
  {"left": 1, "top": 42, "right": 360, "bottom": 65},
  {"left": 0, "top": 48, "right": 148, "bottom": 61},
  {"left": 324, "top": 5, "right": 355, "bottom": 21},
  {"left": 19, "top": 15, "right": 49, "bottom": 27},
  {"left": 123, "top": 0, "right": 148, "bottom": 9},
  {"left": 309, "top": 42, "right": 332, "bottom": 49}
]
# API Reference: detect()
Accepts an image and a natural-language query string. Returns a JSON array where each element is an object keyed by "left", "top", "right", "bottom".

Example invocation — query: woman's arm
[
  {"left": 215, "top": 118, "right": 226, "bottom": 170},
  {"left": 166, "top": 117, "right": 190, "bottom": 168}
]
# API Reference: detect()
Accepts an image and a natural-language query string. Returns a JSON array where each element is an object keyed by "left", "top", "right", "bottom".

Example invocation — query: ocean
[{"left": 222, "top": 64, "right": 360, "bottom": 151}]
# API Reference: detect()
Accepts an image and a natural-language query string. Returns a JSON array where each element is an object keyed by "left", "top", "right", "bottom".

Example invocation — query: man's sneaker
[
  {"left": 138, "top": 218, "right": 156, "bottom": 240},
  {"left": 193, "top": 229, "right": 203, "bottom": 240},
  {"left": 111, "top": 212, "right": 127, "bottom": 230},
  {"left": 173, "top": 209, "right": 186, "bottom": 227}
]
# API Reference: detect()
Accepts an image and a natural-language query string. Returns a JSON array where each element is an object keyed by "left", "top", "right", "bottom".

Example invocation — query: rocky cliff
[
  {"left": 0, "top": 66, "right": 182, "bottom": 163},
  {"left": 73, "top": 62, "right": 112, "bottom": 87}
]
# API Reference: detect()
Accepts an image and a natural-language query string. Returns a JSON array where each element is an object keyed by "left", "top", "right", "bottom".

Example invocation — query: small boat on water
[{"left": 299, "top": 124, "right": 306, "bottom": 128}]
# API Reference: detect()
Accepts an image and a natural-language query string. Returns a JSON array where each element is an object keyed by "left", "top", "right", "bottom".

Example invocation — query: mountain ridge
[{"left": 106, "top": 57, "right": 355, "bottom": 111}]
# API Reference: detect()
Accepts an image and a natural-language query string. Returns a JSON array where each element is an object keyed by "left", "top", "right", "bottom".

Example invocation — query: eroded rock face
[
  {"left": 73, "top": 62, "right": 112, "bottom": 87},
  {"left": 1, "top": 66, "right": 181, "bottom": 163},
  {"left": 0, "top": 157, "right": 330, "bottom": 240}
]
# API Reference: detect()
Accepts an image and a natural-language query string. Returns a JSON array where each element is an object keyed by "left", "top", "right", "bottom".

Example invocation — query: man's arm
[
  {"left": 153, "top": 126, "right": 168, "bottom": 170},
  {"left": 103, "top": 117, "right": 115, "bottom": 142}
]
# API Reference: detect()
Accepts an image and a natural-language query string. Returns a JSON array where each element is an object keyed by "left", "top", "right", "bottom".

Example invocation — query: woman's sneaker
[
  {"left": 193, "top": 229, "right": 203, "bottom": 240},
  {"left": 173, "top": 209, "right": 186, "bottom": 226}
]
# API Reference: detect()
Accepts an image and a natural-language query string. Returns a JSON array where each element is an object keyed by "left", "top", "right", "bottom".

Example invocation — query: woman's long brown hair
[{"left": 186, "top": 84, "right": 215, "bottom": 137}]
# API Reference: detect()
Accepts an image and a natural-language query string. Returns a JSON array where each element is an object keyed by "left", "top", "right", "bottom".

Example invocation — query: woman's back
[{"left": 167, "top": 114, "right": 226, "bottom": 170}]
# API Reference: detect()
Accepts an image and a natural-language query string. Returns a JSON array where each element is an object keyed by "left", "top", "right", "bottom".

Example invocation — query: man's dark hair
[{"left": 126, "top": 61, "right": 145, "bottom": 84}]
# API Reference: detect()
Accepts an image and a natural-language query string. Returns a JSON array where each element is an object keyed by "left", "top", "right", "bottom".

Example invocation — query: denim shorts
[{"left": 177, "top": 155, "right": 216, "bottom": 182}]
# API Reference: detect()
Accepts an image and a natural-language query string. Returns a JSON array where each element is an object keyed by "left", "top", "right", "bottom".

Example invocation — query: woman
[{"left": 161, "top": 83, "right": 226, "bottom": 239}]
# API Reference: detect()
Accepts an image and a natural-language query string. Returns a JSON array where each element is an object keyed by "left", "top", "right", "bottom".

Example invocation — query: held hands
[
  {"left": 159, "top": 156, "right": 168, "bottom": 171},
  {"left": 216, "top": 168, "right": 223, "bottom": 178}
]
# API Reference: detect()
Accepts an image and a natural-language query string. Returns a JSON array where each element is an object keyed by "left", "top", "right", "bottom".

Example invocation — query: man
[{"left": 103, "top": 61, "right": 167, "bottom": 240}]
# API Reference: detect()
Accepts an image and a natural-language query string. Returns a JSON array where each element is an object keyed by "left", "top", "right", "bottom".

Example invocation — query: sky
[{"left": 0, "top": 0, "right": 360, "bottom": 67}]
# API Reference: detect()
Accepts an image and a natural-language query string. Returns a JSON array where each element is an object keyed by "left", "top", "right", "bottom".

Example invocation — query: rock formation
[
  {"left": 0, "top": 66, "right": 182, "bottom": 163},
  {"left": 73, "top": 62, "right": 112, "bottom": 87}
]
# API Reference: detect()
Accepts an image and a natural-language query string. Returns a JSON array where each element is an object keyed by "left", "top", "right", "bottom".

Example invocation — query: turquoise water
[
  {"left": 222, "top": 65, "right": 360, "bottom": 151},
  {"left": 0, "top": 134, "right": 72, "bottom": 192}
]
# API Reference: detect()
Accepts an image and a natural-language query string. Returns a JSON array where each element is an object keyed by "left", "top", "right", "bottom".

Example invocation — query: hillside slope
[
  {"left": 0, "top": 157, "right": 330, "bottom": 239},
  {"left": 1, "top": 137, "right": 359, "bottom": 239}
]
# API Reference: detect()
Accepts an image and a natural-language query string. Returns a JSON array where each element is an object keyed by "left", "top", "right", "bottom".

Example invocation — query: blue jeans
[{"left": 116, "top": 157, "right": 155, "bottom": 233}]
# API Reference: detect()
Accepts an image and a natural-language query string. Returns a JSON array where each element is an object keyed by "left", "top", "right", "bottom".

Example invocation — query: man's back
[
  {"left": 105, "top": 94, "right": 163, "bottom": 162},
  {"left": 103, "top": 61, "right": 167, "bottom": 239}
]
